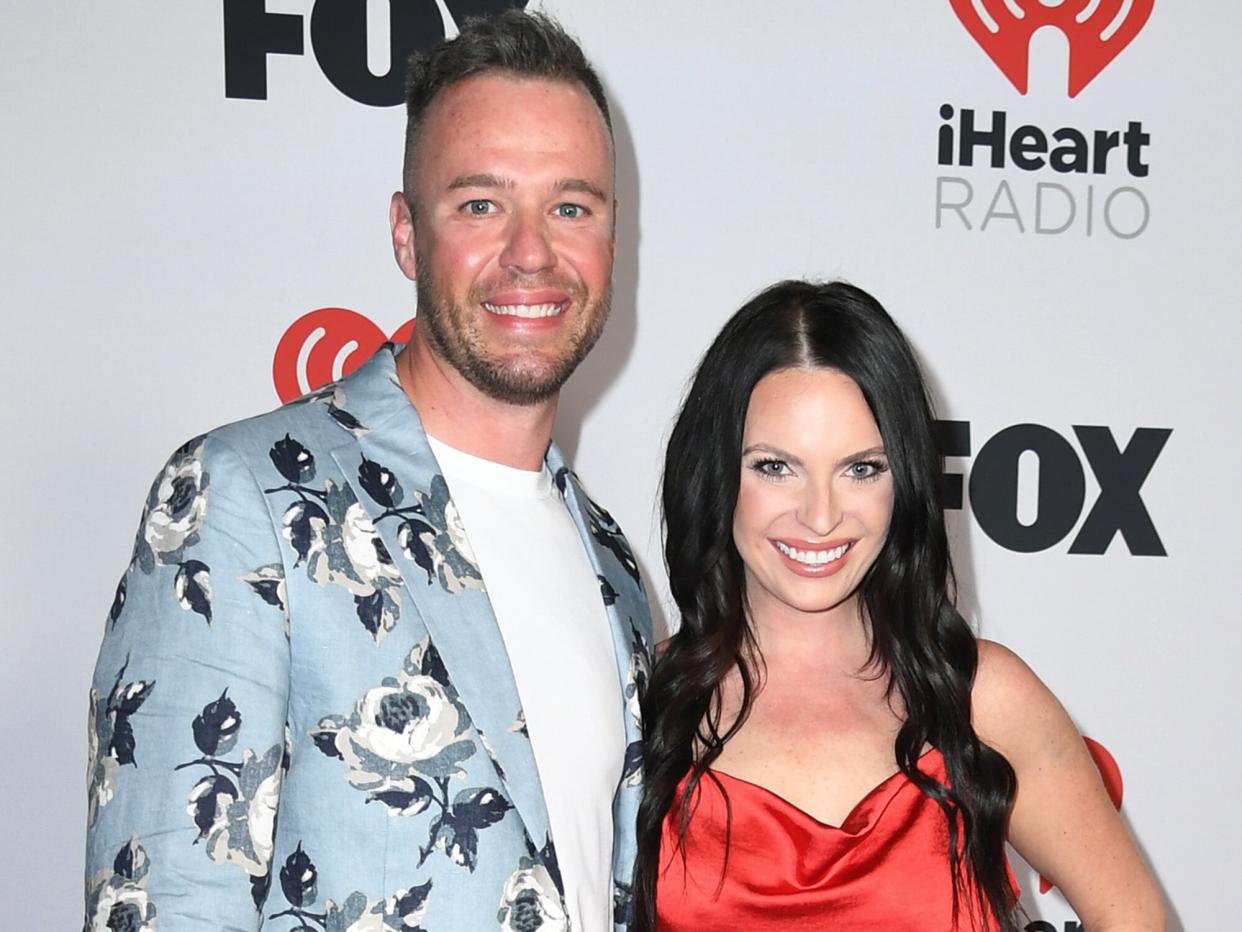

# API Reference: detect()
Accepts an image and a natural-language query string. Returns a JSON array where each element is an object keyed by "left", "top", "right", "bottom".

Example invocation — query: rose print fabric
[{"left": 86, "top": 345, "right": 652, "bottom": 931}]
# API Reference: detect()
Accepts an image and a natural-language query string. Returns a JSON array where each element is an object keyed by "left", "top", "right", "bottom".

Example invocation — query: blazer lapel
[
  {"left": 322, "top": 346, "right": 554, "bottom": 854},
  {"left": 547, "top": 450, "right": 652, "bottom": 864}
]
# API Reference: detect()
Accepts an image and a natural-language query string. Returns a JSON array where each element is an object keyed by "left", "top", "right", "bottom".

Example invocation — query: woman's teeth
[{"left": 775, "top": 541, "right": 850, "bottom": 565}]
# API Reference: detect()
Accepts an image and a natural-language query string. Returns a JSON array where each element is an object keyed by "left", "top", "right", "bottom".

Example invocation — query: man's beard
[{"left": 414, "top": 253, "right": 611, "bottom": 406}]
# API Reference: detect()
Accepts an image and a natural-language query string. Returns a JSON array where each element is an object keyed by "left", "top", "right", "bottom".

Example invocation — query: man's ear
[{"left": 389, "top": 192, "right": 418, "bottom": 281}]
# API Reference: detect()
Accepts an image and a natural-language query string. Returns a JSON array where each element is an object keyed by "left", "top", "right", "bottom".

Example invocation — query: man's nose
[{"left": 499, "top": 209, "right": 556, "bottom": 274}]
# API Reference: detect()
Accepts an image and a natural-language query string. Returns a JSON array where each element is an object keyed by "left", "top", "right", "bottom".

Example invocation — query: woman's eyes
[
  {"left": 846, "top": 460, "right": 889, "bottom": 481},
  {"left": 750, "top": 458, "right": 790, "bottom": 478},
  {"left": 748, "top": 458, "right": 889, "bottom": 481}
]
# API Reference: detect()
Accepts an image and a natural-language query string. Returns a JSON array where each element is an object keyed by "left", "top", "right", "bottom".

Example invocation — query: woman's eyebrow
[
  {"left": 741, "top": 443, "right": 804, "bottom": 467},
  {"left": 843, "top": 445, "right": 887, "bottom": 460}
]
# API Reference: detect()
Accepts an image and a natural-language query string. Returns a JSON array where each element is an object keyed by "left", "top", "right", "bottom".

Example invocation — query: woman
[{"left": 634, "top": 281, "right": 1163, "bottom": 930}]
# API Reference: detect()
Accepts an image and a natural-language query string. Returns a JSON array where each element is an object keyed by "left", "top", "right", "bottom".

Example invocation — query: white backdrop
[{"left": 3, "top": 2, "right": 1237, "bottom": 928}]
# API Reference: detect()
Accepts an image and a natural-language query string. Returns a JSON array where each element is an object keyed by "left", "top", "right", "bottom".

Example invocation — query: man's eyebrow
[
  {"left": 554, "top": 178, "right": 609, "bottom": 202},
  {"left": 447, "top": 173, "right": 512, "bottom": 191},
  {"left": 444, "top": 174, "right": 609, "bottom": 202}
]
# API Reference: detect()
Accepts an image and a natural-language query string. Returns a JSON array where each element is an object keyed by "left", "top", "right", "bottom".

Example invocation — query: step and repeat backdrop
[{"left": 3, "top": 1, "right": 1237, "bottom": 928}]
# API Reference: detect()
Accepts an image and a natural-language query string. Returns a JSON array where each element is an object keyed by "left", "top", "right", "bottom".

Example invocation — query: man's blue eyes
[{"left": 461, "top": 201, "right": 587, "bottom": 217}]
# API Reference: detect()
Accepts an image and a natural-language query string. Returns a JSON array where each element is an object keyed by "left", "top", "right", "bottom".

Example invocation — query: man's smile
[{"left": 482, "top": 301, "right": 566, "bottom": 319}]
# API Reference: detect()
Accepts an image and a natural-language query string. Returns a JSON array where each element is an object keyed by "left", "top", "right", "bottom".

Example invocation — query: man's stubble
[{"left": 413, "top": 249, "right": 612, "bottom": 407}]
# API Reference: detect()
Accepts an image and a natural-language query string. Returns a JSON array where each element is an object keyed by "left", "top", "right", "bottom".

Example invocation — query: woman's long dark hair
[{"left": 633, "top": 281, "right": 1018, "bottom": 931}]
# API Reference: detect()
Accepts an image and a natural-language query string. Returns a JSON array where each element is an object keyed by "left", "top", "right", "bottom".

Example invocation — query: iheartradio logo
[
  {"left": 950, "top": 0, "right": 1154, "bottom": 96},
  {"left": 273, "top": 307, "right": 414, "bottom": 402},
  {"left": 934, "top": 3, "right": 1156, "bottom": 238}
]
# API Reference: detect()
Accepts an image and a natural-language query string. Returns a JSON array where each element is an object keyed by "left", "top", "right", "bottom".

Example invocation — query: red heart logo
[
  {"left": 1038, "top": 735, "right": 1124, "bottom": 894},
  {"left": 949, "top": 0, "right": 1154, "bottom": 97},
  {"left": 273, "top": 307, "right": 415, "bottom": 402}
]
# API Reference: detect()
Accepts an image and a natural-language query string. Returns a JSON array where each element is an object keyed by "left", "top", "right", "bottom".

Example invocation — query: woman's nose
[{"left": 796, "top": 482, "right": 840, "bottom": 537}]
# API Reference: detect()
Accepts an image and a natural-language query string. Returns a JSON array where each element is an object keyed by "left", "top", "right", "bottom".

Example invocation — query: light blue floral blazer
[{"left": 85, "top": 345, "right": 652, "bottom": 932}]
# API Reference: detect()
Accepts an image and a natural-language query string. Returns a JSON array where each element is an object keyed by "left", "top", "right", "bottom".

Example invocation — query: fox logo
[{"left": 225, "top": 0, "right": 530, "bottom": 105}]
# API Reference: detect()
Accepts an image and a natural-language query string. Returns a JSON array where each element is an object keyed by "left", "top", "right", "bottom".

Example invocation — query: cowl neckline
[{"left": 705, "top": 747, "right": 941, "bottom": 835}]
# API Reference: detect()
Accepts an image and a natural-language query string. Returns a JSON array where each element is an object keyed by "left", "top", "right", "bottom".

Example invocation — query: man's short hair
[{"left": 401, "top": 10, "right": 613, "bottom": 197}]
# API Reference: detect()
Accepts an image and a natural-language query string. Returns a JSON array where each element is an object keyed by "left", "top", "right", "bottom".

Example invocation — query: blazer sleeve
[{"left": 85, "top": 434, "right": 291, "bottom": 932}]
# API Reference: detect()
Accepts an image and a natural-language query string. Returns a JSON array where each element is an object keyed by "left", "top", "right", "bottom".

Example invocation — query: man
[{"left": 85, "top": 13, "right": 651, "bottom": 932}]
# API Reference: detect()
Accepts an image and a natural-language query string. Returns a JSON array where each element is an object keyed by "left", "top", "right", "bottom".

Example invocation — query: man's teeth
[
  {"left": 483, "top": 302, "right": 562, "bottom": 318},
  {"left": 775, "top": 541, "right": 850, "bottom": 565}
]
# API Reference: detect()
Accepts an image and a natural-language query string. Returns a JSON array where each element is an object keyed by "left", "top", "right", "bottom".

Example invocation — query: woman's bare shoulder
[
  {"left": 973, "top": 638, "right": 1041, "bottom": 697},
  {"left": 972, "top": 643, "right": 1166, "bottom": 928},
  {"left": 971, "top": 638, "right": 1067, "bottom": 758}
]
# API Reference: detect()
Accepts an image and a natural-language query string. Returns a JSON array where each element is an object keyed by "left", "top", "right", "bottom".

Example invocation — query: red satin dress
[{"left": 655, "top": 749, "right": 1017, "bottom": 930}]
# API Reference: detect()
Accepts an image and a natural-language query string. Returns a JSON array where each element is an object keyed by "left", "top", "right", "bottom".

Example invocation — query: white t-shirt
[{"left": 427, "top": 436, "right": 625, "bottom": 932}]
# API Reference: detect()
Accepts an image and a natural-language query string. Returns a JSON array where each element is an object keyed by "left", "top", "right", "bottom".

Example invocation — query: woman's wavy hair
[{"left": 633, "top": 280, "right": 1018, "bottom": 931}]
